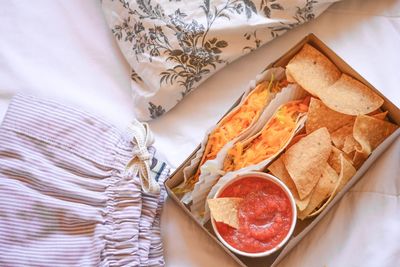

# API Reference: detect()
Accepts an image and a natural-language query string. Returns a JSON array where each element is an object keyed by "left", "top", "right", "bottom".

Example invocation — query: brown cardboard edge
[{"left": 164, "top": 33, "right": 400, "bottom": 267}]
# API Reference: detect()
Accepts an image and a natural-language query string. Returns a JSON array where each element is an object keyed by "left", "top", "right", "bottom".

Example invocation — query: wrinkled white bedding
[{"left": 0, "top": 0, "right": 399, "bottom": 266}]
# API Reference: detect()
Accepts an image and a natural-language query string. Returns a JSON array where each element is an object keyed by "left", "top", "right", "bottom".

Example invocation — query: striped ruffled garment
[{"left": 0, "top": 95, "right": 169, "bottom": 266}]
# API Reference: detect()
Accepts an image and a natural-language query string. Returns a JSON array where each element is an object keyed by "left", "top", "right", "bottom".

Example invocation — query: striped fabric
[{"left": 0, "top": 95, "right": 169, "bottom": 267}]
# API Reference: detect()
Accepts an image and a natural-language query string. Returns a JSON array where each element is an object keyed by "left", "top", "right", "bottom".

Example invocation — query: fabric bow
[{"left": 125, "top": 120, "right": 160, "bottom": 194}]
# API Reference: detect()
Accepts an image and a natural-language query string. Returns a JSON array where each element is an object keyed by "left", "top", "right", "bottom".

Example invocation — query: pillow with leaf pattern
[{"left": 102, "top": 0, "right": 339, "bottom": 121}]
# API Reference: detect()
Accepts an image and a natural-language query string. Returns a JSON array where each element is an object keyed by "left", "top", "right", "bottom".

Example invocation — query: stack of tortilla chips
[
  {"left": 207, "top": 198, "right": 242, "bottom": 229},
  {"left": 268, "top": 44, "right": 398, "bottom": 220}
]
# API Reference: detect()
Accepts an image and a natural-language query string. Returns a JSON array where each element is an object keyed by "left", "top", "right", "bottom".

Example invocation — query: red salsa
[{"left": 216, "top": 177, "right": 293, "bottom": 253}]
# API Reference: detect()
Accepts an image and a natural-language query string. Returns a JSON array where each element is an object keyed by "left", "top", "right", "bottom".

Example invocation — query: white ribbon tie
[{"left": 125, "top": 120, "right": 160, "bottom": 194}]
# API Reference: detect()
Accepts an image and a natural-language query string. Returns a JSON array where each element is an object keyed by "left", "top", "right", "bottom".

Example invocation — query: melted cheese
[
  {"left": 186, "top": 80, "right": 277, "bottom": 189},
  {"left": 223, "top": 98, "right": 309, "bottom": 172}
]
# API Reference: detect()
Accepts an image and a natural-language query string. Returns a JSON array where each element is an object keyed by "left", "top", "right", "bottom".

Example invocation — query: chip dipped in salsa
[{"left": 215, "top": 176, "right": 294, "bottom": 254}]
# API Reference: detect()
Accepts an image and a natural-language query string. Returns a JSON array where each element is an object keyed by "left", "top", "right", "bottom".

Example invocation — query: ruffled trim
[{"left": 101, "top": 137, "right": 143, "bottom": 267}]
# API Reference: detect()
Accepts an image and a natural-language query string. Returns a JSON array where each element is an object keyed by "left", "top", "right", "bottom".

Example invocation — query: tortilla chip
[
  {"left": 331, "top": 112, "right": 392, "bottom": 169},
  {"left": 352, "top": 151, "right": 368, "bottom": 170},
  {"left": 328, "top": 148, "right": 356, "bottom": 190},
  {"left": 268, "top": 157, "right": 311, "bottom": 211},
  {"left": 207, "top": 198, "right": 242, "bottom": 229},
  {"left": 296, "top": 194, "right": 312, "bottom": 212},
  {"left": 268, "top": 157, "right": 297, "bottom": 196},
  {"left": 298, "top": 164, "right": 339, "bottom": 220},
  {"left": 335, "top": 154, "right": 357, "bottom": 193},
  {"left": 372, "top": 111, "right": 388, "bottom": 120},
  {"left": 286, "top": 44, "right": 341, "bottom": 97},
  {"left": 352, "top": 115, "right": 398, "bottom": 168},
  {"left": 354, "top": 115, "right": 398, "bottom": 154},
  {"left": 347, "top": 150, "right": 356, "bottom": 161},
  {"left": 283, "top": 127, "right": 332, "bottom": 200},
  {"left": 331, "top": 122, "right": 356, "bottom": 150},
  {"left": 328, "top": 146, "right": 344, "bottom": 174},
  {"left": 287, "top": 133, "right": 307, "bottom": 149},
  {"left": 342, "top": 135, "right": 359, "bottom": 154},
  {"left": 307, "top": 153, "right": 356, "bottom": 218},
  {"left": 306, "top": 98, "right": 354, "bottom": 134},
  {"left": 319, "top": 74, "right": 384, "bottom": 115}
]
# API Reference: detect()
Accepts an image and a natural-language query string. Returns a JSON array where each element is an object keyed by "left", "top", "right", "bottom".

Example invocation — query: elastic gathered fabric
[{"left": 0, "top": 95, "right": 169, "bottom": 266}]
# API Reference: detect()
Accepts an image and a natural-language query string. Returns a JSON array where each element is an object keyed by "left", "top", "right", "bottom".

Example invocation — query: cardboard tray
[{"left": 164, "top": 34, "right": 400, "bottom": 267}]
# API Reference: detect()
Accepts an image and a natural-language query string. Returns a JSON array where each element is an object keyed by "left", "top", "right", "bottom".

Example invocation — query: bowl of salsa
[{"left": 211, "top": 172, "right": 297, "bottom": 257}]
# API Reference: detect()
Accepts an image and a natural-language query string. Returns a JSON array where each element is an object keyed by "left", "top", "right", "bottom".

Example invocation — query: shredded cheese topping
[
  {"left": 184, "top": 80, "right": 278, "bottom": 190},
  {"left": 206, "top": 84, "right": 269, "bottom": 162},
  {"left": 181, "top": 79, "right": 290, "bottom": 191},
  {"left": 223, "top": 98, "right": 309, "bottom": 172}
]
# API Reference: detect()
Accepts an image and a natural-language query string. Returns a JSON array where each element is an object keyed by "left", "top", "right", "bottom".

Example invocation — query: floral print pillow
[{"left": 102, "top": 0, "right": 339, "bottom": 121}]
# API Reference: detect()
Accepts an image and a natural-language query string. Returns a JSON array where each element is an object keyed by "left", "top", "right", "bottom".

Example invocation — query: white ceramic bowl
[{"left": 211, "top": 171, "right": 297, "bottom": 258}]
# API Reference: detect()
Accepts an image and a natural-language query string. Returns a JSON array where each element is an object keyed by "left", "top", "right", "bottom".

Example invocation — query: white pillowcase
[{"left": 102, "top": 0, "right": 339, "bottom": 121}]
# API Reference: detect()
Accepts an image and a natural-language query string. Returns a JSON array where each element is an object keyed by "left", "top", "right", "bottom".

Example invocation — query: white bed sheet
[{"left": 0, "top": 0, "right": 399, "bottom": 266}]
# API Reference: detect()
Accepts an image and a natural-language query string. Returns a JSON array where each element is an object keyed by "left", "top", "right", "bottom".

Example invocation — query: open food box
[{"left": 164, "top": 34, "right": 400, "bottom": 266}]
